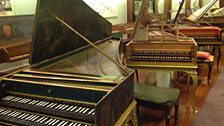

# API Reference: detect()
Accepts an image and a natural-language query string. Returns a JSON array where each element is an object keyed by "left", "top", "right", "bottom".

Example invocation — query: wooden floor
[{"left": 137, "top": 45, "right": 224, "bottom": 126}]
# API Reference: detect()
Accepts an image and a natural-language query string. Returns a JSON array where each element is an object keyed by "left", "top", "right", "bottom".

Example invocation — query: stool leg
[
  {"left": 175, "top": 102, "right": 179, "bottom": 125},
  {"left": 165, "top": 109, "right": 170, "bottom": 126},
  {"left": 165, "top": 115, "right": 170, "bottom": 126},
  {"left": 217, "top": 46, "right": 221, "bottom": 72},
  {"left": 207, "top": 63, "right": 213, "bottom": 85}
]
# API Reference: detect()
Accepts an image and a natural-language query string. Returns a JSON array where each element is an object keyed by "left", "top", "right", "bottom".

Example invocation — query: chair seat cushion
[
  {"left": 197, "top": 51, "right": 210, "bottom": 59},
  {"left": 134, "top": 83, "right": 180, "bottom": 106}
]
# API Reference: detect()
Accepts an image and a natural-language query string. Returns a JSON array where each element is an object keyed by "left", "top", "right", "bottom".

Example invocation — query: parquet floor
[{"left": 137, "top": 45, "right": 224, "bottom": 126}]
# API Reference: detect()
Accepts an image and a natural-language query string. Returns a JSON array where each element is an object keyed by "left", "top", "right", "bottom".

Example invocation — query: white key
[
  {"left": 9, "top": 111, "right": 18, "bottom": 117},
  {"left": 28, "top": 100, "right": 37, "bottom": 105},
  {"left": 57, "top": 120, "right": 65, "bottom": 126},
  {"left": 2, "top": 110, "right": 12, "bottom": 115},
  {"left": 31, "top": 115, "right": 40, "bottom": 122},
  {"left": 15, "top": 97, "right": 23, "bottom": 102},
  {"left": 79, "top": 107, "right": 86, "bottom": 113},
  {"left": 45, "top": 118, "right": 53, "bottom": 125},
  {"left": 19, "top": 98, "right": 26, "bottom": 103},
  {"left": 66, "top": 106, "right": 74, "bottom": 111},
  {"left": 41, "top": 101, "right": 49, "bottom": 107},
  {"left": 39, "top": 101, "right": 46, "bottom": 106},
  {"left": 46, "top": 103, "right": 54, "bottom": 108},
  {"left": 50, "top": 103, "right": 58, "bottom": 108},
  {"left": 55, "top": 104, "right": 63, "bottom": 109},
  {"left": 73, "top": 123, "right": 78, "bottom": 126},
  {"left": 51, "top": 119, "right": 60, "bottom": 125},
  {"left": 18, "top": 98, "right": 26, "bottom": 103},
  {"left": 61, "top": 105, "right": 69, "bottom": 110},
  {"left": 36, "top": 101, "right": 43, "bottom": 106},
  {"left": 11, "top": 97, "right": 20, "bottom": 102},
  {"left": 0, "top": 109, "right": 7, "bottom": 115},
  {"left": 17, "top": 113, "right": 26, "bottom": 119},
  {"left": 7, "top": 111, "right": 16, "bottom": 116},
  {"left": 21, "top": 113, "right": 29, "bottom": 119},
  {"left": 36, "top": 116, "right": 45, "bottom": 123},
  {"left": 48, "top": 118, "right": 56, "bottom": 125},
  {"left": 88, "top": 109, "right": 94, "bottom": 115},
  {"left": 70, "top": 106, "right": 78, "bottom": 111},
  {"left": 3, "top": 96, "right": 14, "bottom": 101},
  {"left": 12, "top": 112, "right": 21, "bottom": 117},
  {"left": 23, "top": 99, "right": 32, "bottom": 104},
  {"left": 61, "top": 121, "right": 68, "bottom": 126},
  {"left": 8, "top": 96, "right": 16, "bottom": 100},
  {"left": 32, "top": 100, "right": 40, "bottom": 105},
  {"left": 0, "top": 108, "right": 5, "bottom": 112},
  {"left": 39, "top": 117, "right": 48, "bottom": 124},
  {"left": 82, "top": 108, "right": 89, "bottom": 114},
  {"left": 68, "top": 122, "right": 74, "bottom": 126},
  {"left": 25, "top": 114, "right": 33, "bottom": 120},
  {"left": 58, "top": 104, "right": 65, "bottom": 110},
  {"left": 29, "top": 115, "right": 36, "bottom": 121},
  {"left": 29, "top": 115, "right": 37, "bottom": 121}
]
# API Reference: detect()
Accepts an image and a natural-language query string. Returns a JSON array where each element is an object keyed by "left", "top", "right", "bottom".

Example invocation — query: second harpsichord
[{"left": 125, "top": 24, "right": 197, "bottom": 68}]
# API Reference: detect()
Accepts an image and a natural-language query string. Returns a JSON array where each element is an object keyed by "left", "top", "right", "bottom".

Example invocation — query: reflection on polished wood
[{"left": 138, "top": 45, "right": 224, "bottom": 126}]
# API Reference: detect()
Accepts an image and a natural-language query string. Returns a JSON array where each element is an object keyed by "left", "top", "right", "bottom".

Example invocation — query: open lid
[
  {"left": 187, "top": 0, "right": 218, "bottom": 22},
  {"left": 30, "top": 0, "right": 112, "bottom": 65}
]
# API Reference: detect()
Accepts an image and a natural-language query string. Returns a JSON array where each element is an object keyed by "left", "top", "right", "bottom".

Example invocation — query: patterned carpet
[{"left": 192, "top": 66, "right": 224, "bottom": 126}]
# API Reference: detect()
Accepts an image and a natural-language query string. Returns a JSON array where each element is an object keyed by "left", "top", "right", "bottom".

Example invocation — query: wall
[
  {"left": 12, "top": 0, "right": 37, "bottom": 15},
  {"left": 203, "top": 0, "right": 219, "bottom": 7},
  {"left": 11, "top": 0, "right": 127, "bottom": 25},
  {"left": 106, "top": 0, "right": 127, "bottom": 25}
]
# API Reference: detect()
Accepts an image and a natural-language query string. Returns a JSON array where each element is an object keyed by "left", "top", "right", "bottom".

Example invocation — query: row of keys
[
  {"left": 0, "top": 107, "right": 91, "bottom": 126},
  {"left": 131, "top": 56, "right": 191, "bottom": 60},
  {"left": 132, "top": 51, "right": 191, "bottom": 55},
  {"left": 2, "top": 95, "right": 95, "bottom": 116}
]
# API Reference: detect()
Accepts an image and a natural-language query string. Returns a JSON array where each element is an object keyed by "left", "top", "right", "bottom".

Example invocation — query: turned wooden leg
[{"left": 175, "top": 102, "right": 179, "bottom": 125}]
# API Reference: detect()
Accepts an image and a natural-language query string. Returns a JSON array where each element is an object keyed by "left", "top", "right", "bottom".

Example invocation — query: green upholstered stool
[{"left": 134, "top": 83, "right": 180, "bottom": 126}]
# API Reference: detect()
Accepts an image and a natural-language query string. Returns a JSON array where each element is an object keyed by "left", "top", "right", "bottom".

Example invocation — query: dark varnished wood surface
[{"left": 137, "top": 45, "right": 224, "bottom": 126}]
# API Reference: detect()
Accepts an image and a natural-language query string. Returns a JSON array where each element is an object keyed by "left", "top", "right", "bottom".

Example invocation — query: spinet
[
  {"left": 125, "top": 0, "right": 198, "bottom": 112},
  {"left": 177, "top": 0, "right": 223, "bottom": 71},
  {"left": 0, "top": 15, "right": 34, "bottom": 64},
  {"left": 200, "top": 1, "right": 224, "bottom": 29},
  {"left": 0, "top": 0, "right": 135, "bottom": 126}
]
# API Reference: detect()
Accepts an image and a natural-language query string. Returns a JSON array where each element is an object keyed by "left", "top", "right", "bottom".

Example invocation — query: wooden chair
[{"left": 134, "top": 83, "right": 180, "bottom": 126}]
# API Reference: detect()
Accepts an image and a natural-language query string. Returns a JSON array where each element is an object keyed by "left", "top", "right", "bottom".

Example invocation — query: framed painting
[{"left": 0, "top": 0, "right": 14, "bottom": 15}]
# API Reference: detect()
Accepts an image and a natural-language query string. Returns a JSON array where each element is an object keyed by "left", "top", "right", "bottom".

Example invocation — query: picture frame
[
  {"left": 0, "top": 15, "right": 35, "bottom": 41},
  {"left": 0, "top": 0, "right": 14, "bottom": 15}
]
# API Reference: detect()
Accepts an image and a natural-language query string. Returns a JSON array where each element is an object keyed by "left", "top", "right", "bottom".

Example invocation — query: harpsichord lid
[
  {"left": 187, "top": 0, "right": 218, "bottom": 22},
  {"left": 30, "top": 0, "right": 112, "bottom": 65}
]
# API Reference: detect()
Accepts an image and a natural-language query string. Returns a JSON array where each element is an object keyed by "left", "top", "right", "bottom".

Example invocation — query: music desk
[{"left": 127, "top": 64, "right": 198, "bottom": 113}]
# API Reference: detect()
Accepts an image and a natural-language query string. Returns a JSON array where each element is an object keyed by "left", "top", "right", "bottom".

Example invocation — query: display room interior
[{"left": 0, "top": 0, "right": 224, "bottom": 126}]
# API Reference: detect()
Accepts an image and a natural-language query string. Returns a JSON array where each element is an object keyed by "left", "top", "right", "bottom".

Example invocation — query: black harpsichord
[{"left": 0, "top": 0, "right": 134, "bottom": 126}]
